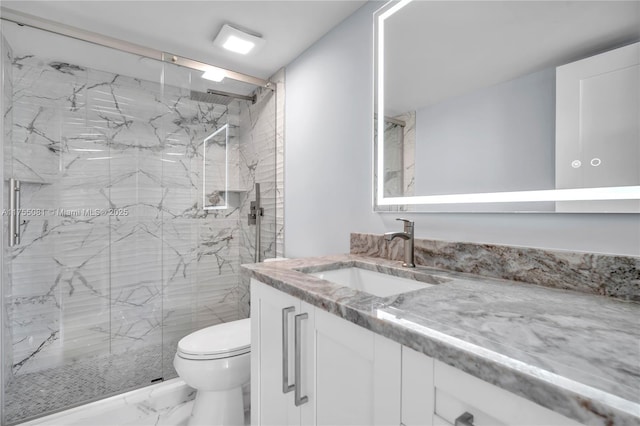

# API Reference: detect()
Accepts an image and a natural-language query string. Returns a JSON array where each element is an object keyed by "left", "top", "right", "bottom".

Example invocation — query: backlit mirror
[{"left": 374, "top": 0, "right": 640, "bottom": 212}]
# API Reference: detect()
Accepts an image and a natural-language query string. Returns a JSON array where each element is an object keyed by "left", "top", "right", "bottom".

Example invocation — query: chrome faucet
[{"left": 384, "top": 218, "right": 415, "bottom": 268}]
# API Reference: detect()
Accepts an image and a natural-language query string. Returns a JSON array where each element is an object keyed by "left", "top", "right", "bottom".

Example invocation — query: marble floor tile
[{"left": 16, "top": 378, "right": 251, "bottom": 426}]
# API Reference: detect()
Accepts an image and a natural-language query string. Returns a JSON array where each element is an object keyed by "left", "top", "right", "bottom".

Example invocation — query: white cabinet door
[
  {"left": 402, "top": 346, "right": 434, "bottom": 426},
  {"left": 314, "top": 308, "right": 401, "bottom": 426},
  {"left": 251, "top": 280, "right": 315, "bottom": 426},
  {"left": 556, "top": 42, "right": 639, "bottom": 212}
]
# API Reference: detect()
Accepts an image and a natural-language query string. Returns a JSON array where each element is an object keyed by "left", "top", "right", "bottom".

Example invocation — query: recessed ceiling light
[
  {"left": 202, "top": 68, "right": 226, "bottom": 82},
  {"left": 213, "top": 24, "right": 265, "bottom": 55},
  {"left": 223, "top": 35, "right": 255, "bottom": 55}
]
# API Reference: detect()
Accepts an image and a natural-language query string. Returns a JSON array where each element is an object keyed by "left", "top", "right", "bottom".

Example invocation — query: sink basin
[{"left": 309, "top": 267, "right": 433, "bottom": 297}]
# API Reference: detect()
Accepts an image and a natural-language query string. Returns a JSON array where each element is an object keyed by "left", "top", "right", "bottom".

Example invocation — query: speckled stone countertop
[{"left": 242, "top": 255, "right": 640, "bottom": 426}]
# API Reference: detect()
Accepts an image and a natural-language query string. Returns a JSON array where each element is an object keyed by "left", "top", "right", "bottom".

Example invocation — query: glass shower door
[
  {"left": 1, "top": 22, "right": 165, "bottom": 423},
  {"left": 1, "top": 12, "right": 281, "bottom": 424}
]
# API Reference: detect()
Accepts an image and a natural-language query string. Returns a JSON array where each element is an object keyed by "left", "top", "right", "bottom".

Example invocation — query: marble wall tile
[
  {"left": 397, "top": 111, "right": 415, "bottom": 197},
  {"left": 273, "top": 69, "right": 286, "bottom": 259},
  {"left": 350, "top": 232, "right": 640, "bottom": 300},
  {"left": 373, "top": 111, "right": 416, "bottom": 213},
  {"left": 383, "top": 121, "right": 403, "bottom": 197}
]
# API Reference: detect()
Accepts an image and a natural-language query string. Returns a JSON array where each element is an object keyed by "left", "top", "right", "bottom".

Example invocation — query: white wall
[{"left": 284, "top": 2, "right": 640, "bottom": 257}]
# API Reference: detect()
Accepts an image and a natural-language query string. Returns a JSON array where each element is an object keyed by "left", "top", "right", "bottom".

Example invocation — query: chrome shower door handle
[
  {"left": 15, "top": 179, "right": 20, "bottom": 245},
  {"left": 282, "top": 306, "right": 295, "bottom": 393},
  {"left": 9, "top": 178, "right": 20, "bottom": 247},
  {"left": 294, "top": 312, "right": 309, "bottom": 406}
]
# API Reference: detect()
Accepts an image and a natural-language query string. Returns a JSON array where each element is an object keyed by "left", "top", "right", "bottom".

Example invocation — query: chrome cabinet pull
[
  {"left": 294, "top": 312, "right": 309, "bottom": 406},
  {"left": 455, "top": 412, "right": 475, "bottom": 426},
  {"left": 282, "top": 306, "right": 295, "bottom": 393}
]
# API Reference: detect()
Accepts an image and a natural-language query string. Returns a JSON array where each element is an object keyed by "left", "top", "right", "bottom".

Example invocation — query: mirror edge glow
[
  {"left": 375, "top": 0, "right": 414, "bottom": 207},
  {"left": 377, "top": 186, "right": 640, "bottom": 206}
]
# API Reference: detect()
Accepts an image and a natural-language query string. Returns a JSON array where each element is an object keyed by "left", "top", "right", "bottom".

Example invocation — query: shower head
[
  {"left": 190, "top": 89, "right": 256, "bottom": 106},
  {"left": 190, "top": 89, "right": 233, "bottom": 106}
]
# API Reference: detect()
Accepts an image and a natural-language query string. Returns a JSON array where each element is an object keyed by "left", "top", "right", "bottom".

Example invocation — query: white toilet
[{"left": 174, "top": 318, "right": 251, "bottom": 426}]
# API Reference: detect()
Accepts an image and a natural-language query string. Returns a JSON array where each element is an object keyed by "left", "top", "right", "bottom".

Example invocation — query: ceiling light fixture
[
  {"left": 202, "top": 68, "right": 226, "bottom": 82},
  {"left": 213, "top": 24, "right": 265, "bottom": 55}
]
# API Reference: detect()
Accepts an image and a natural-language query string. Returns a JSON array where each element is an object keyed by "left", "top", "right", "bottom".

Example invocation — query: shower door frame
[
  {"left": 0, "top": 7, "right": 275, "bottom": 92},
  {"left": 0, "top": 6, "right": 278, "bottom": 423}
]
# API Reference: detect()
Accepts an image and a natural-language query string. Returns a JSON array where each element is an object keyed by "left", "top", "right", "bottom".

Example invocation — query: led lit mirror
[
  {"left": 203, "top": 124, "right": 229, "bottom": 210},
  {"left": 374, "top": 1, "right": 640, "bottom": 212}
]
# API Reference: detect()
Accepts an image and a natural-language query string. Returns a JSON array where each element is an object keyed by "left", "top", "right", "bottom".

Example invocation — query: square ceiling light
[
  {"left": 213, "top": 24, "right": 265, "bottom": 55},
  {"left": 202, "top": 68, "right": 226, "bottom": 82}
]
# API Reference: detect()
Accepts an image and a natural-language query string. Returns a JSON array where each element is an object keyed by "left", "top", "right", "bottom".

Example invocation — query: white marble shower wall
[
  {"left": 236, "top": 73, "right": 284, "bottom": 316},
  {"left": 382, "top": 111, "right": 415, "bottom": 198},
  {"left": 5, "top": 53, "right": 269, "bottom": 384},
  {"left": 274, "top": 69, "right": 285, "bottom": 259},
  {"left": 374, "top": 111, "right": 415, "bottom": 212}
]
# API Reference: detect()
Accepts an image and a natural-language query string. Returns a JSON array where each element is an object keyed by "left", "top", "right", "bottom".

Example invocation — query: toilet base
[{"left": 187, "top": 386, "right": 244, "bottom": 426}]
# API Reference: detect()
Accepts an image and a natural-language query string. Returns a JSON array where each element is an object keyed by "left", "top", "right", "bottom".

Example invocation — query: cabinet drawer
[{"left": 434, "top": 361, "right": 582, "bottom": 426}]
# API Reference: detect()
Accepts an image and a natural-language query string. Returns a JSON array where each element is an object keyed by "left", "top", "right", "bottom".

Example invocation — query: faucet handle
[{"left": 395, "top": 218, "right": 414, "bottom": 233}]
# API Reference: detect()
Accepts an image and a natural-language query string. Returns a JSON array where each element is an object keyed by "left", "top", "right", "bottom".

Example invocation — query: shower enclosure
[{"left": 0, "top": 9, "right": 283, "bottom": 424}]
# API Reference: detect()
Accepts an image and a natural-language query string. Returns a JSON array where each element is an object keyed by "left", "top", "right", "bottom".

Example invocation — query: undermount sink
[{"left": 309, "top": 267, "right": 433, "bottom": 297}]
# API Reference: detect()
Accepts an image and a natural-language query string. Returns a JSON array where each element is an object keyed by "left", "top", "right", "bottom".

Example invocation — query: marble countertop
[{"left": 242, "top": 255, "right": 640, "bottom": 426}]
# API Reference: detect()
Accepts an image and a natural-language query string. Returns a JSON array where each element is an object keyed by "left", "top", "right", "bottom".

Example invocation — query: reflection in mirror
[
  {"left": 374, "top": 1, "right": 640, "bottom": 212},
  {"left": 203, "top": 124, "right": 229, "bottom": 210}
]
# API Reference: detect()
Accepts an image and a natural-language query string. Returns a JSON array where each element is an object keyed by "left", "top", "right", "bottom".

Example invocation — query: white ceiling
[
  {"left": 385, "top": 1, "right": 640, "bottom": 116},
  {"left": 1, "top": 0, "right": 367, "bottom": 81}
]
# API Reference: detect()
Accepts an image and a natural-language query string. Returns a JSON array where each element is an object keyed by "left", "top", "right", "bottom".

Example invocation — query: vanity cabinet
[
  {"left": 251, "top": 279, "right": 582, "bottom": 426},
  {"left": 251, "top": 279, "right": 401, "bottom": 425},
  {"left": 251, "top": 281, "right": 315, "bottom": 425}
]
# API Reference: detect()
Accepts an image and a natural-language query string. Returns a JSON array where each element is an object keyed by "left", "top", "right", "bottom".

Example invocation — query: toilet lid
[{"left": 177, "top": 318, "right": 250, "bottom": 359}]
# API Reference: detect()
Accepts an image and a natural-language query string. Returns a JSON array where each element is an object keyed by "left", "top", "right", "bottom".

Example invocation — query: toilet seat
[{"left": 176, "top": 318, "right": 251, "bottom": 361}]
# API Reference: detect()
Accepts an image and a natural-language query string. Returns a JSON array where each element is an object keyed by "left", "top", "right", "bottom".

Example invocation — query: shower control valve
[{"left": 248, "top": 201, "right": 264, "bottom": 225}]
